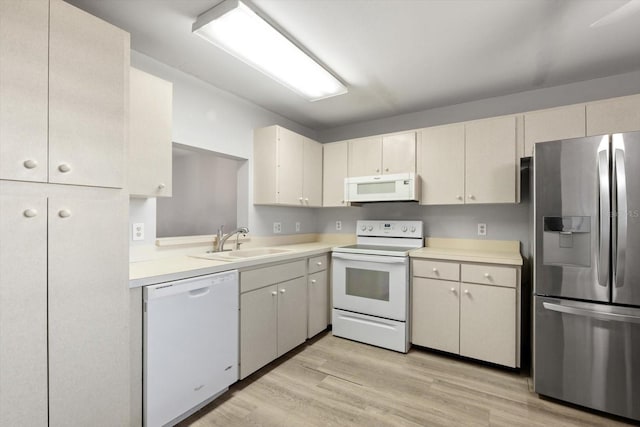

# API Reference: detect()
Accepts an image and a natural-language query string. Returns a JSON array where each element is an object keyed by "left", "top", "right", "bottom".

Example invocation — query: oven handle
[{"left": 332, "top": 252, "right": 408, "bottom": 264}]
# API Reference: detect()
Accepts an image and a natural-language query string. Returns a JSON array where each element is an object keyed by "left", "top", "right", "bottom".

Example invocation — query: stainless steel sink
[{"left": 190, "top": 247, "right": 294, "bottom": 261}]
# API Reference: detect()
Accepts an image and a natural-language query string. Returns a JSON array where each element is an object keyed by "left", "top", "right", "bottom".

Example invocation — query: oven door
[{"left": 332, "top": 252, "right": 408, "bottom": 321}]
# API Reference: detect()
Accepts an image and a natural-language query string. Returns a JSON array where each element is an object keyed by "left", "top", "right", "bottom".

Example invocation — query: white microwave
[{"left": 344, "top": 173, "right": 420, "bottom": 203}]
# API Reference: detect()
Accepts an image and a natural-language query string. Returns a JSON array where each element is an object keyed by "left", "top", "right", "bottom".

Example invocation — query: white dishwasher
[{"left": 144, "top": 270, "right": 239, "bottom": 427}]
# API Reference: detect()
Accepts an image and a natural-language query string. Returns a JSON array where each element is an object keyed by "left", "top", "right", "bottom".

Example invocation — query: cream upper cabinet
[
  {"left": 382, "top": 132, "right": 416, "bottom": 174},
  {"left": 0, "top": 0, "right": 129, "bottom": 188},
  {"left": 586, "top": 94, "right": 640, "bottom": 136},
  {"left": 348, "top": 132, "right": 416, "bottom": 177},
  {"left": 253, "top": 125, "right": 321, "bottom": 207},
  {"left": 322, "top": 140, "right": 349, "bottom": 207},
  {"left": 0, "top": 194, "right": 48, "bottom": 426},
  {"left": 303, "top": 137, "right": 323, "bottom": 207},
  {"left": 128, "top": 67, "right": 173, "bottom": 197},
  {"left": 524, "top": 104, "right": 586, "bottom": 157},
  {"left": 417, "top": 124, "right": 465, "bottom": 205},
  {"left": 465, "top": 116, "right": 517, "bottom": 204},
  {"left": 0, "top": 0, "right": 49, "bottom": 183},
  {"left": 348, "top": 136, "right": 382, "bottom": 176},
  {"left": 48, "top": 0, "right": 129, "bottom": 188}
]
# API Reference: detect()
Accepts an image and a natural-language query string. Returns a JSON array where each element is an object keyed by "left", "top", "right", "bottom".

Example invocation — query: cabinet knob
[
  {"left": 468, "top": 194, "right": 475, "bottom": 200},
  {"left": 58, "top": 163, "right": 71, "bottom": 173},
  {"left": 58, "top": 209, "right": 72, "bottom": 218},
  {"left": 311, "top": 279, "right": 317, "bottom": 284},
  {"left": 432, "top": 268, "right": 438, "bottom": 273},
  {"left": 23, "top": 159, "right": 38, "bottom": 169},
  {"left": 341, "top": 200, "right": 345, "bottom": 204},
  {"left": 280, "top": 289, "right": 286, "bottom": 294},
  {"left": 450, "top": 287, "right": 456, "bottom": 293},
  {"left": 385, "top": 168, "right": 389, "bottom": 172},
  {"left": 317, "top": 262, "right": 322, "bottom": 266},
  {"left": 305, "top": 198, "right": 309, "bottom": 202},
  {"left": 158, "top": 183, "right": 166, "bottom": 190},
  {"left": 456, "top": 195, "right": 463, "bottom": 200},
  {"left": 484, "top": 273, "right": 491, "bottom": 278},
  {"left": 271, "top": 291, "right": 277, "bottom": 296},
  {"left": 23, "top": 208, "right": 38, "bottom": 218},
  {"left": 299, "top": 197, "right": 303, "bottom": 202},
  {"left": 464, "top": 289, "right": 470, "bottom": 295},
  {"left": 376, "top": 169, "right": 380, "bottom": 173}
]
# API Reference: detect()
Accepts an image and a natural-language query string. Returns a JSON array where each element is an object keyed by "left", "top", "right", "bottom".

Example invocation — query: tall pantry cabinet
[{"left": 0, "top": 1, "right": 131, "bottom": 426}]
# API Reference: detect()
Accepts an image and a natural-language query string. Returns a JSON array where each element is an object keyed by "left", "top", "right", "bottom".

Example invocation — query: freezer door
[
  {"left": 535, "top": 136, "right": 610, "bottom": 301},
  {"left": 534, "top": 296, "right": 640, "bottom": 421},
  {"left": 613, "top": 131, "right": 640, "bottom": 306}
]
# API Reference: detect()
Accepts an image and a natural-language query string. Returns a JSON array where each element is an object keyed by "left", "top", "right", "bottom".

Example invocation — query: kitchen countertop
[
  {"left": 410, "top": 237, "right": 523, "bottom": 266},
  {"left": 129, "top": 242, "right": 336, "bottom": 288}
]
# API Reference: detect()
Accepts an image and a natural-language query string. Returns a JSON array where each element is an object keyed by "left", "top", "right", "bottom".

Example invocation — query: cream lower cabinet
[
  {"left": 307, "top": 254, "right": 329, "bottom": 338},
  {"left": 240, "top": 260, "right": 307, "bottom": 379},
  {"left": 411, "top": 259, "right": 520, "bottom": 368},
  {"left": 0, "top": 181, "right": 130, "bottom": 426}
]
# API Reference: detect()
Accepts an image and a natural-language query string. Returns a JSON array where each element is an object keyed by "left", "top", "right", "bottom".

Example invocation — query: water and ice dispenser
[{"left": 542, "top": 216, "right": 591, "bottom": 267}]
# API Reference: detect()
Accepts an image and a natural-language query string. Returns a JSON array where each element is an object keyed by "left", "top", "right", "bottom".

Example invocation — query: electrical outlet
[
  {"left": 132, "top": 223, "right": 145, "bottom": 241},
  {"left": 335, "top": 221, "right": 342, "bottom": 231},
  {"left": 273, "top": 222, "right": 282, "bottom": 234},
  {"left": 477, "top": 223, "right": 487, "bottom": 236},
  {"left": 295, "top": 222, "right": 301, "bottom": 232}
]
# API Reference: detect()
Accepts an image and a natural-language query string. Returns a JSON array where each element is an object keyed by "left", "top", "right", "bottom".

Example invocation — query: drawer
[
  {"left": 461, "top": 264, "right": 517, "bottom": 288},
  {"left": 308, "top": 254, "right": 329, "bottom": 274},
  {"left": 412, "top": 259, "right": 459, "bottom": 281},
  {"left": 240, "top": 260, "right": 306, "bottom": 293}
]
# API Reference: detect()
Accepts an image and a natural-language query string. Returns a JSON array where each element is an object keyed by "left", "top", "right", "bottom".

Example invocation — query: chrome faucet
[{"left": 214, "top": 226, "right": 249, "bottom": 252}]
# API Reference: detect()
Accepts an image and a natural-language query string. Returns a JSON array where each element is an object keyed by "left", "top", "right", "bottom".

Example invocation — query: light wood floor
[{"left": 179, "top": 332, "right": 636, "bottom": 427}]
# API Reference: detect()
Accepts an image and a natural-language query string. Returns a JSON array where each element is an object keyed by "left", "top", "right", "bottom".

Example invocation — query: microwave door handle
[
  {"left": 331, "top": 252, "right": 408, "bottom": 264},
  {"left": 613, "top": 135, "right": 627, "bottom": 288},
  {"left": 597, "top": 138, "right": 610, "bottom": 288}
]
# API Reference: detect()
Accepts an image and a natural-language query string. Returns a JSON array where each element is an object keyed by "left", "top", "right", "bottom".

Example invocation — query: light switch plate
[
  {"left": 295, "top": 222, "right": 301, "bottom": 232},
  {"left": 273, "top": 222, "right": 282, "bottom": 234},
  {"left": 477, "top": 223, "right": 487, "bottom": 236},
  {"left": 132, "top": 223, "right": 145, "bottom": 241},
  {"left": 336, "top": 221, "right": 342, "bottom": 231}
]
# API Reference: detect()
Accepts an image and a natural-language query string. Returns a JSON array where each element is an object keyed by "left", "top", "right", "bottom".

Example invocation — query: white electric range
[{"left": 331, "top": 220, "right": 424, "bottom": 353}]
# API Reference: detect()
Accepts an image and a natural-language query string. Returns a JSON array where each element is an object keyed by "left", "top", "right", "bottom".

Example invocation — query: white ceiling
[{"left": 67, "top": 0, "right": 640, "bottom": 130}]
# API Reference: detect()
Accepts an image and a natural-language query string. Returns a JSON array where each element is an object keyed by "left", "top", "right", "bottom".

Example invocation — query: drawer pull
[
  {"left": 311, "top": 279, "right": 317, "bottom": 284},
  {"left": 280, "top": 289, "right": 286, "bottom": 294},
  {"left": 484, "top": 273, "right": 491, "bottom": 278},
  {"left": 271, "top": 291, "right": 277, "bottom": 296},
  {"left": 317, "top": 262, "right": 323, "bottom": 266},
  {"left": 432, "top": 268, "right": 438, "bottom": 273}
]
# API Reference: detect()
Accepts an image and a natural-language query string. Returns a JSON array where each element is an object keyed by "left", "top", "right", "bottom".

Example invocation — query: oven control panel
[{"left": 356, "top": 220, "right": 423, "bottom": 238}]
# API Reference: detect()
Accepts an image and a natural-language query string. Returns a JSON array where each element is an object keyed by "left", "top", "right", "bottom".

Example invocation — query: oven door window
[{"left": 345, "top": 268, "right": 389, "bottom": 301}]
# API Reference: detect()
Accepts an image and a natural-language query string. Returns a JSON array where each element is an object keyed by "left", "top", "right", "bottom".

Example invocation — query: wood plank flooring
[{"left": 178, "top": 333, "right": 636, "bottom": 427}]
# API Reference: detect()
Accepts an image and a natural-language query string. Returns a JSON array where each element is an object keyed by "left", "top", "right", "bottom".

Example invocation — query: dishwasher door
[{"left": 144, "top": 271, "right": 239, "bottom": 427}]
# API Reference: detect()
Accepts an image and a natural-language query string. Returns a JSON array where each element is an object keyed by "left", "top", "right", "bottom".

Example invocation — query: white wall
[{"left": 129, "top": 50, "right": 318, "bottom": 239}]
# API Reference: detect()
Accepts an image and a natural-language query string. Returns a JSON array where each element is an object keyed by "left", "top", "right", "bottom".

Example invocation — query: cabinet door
[
  {"left": 48, "top": 0, "right": 129, "bottom": 188},
  {"left": 307, "top": 270, "right": 328, "bottom": 338},
  {"left": 0, "top": 0, "right": 49, "bottom": 182},
  {"left": 465, "top": 116, "right": 517, "bottom": 204},
  {"left": 128, "top": 67, "right": 173, "bottom": 197},
  {"left": 524, "top": 104, "right": 585, "bottom": 157},
  {"left": 418, "top": 124, "right": 465, "bottom": 205},
  {"left": 48, "top": 188, "right": 130, "bottom": 426},
  {"left": 0, "top": 194, "right": 48, "bottom": 426},
  {"left": 348, "top": 136, "right": 382, "bottom": 176},
  {"left": 459, "top": 283, "right": 516, "bottom": 367},
  {"left": 277, "top": 276, "right": 307, "bottom": 356},
  {"left": 277, "top": 127, "right": 304, "bottom": 205},
  {"left": 303, "top": 137, "right": 322, "bottom": 207},
  {"left": 322, "top": 141, "right": 349, "bottom": 207},
  {"left": 240, "top": 285, "right": 278, "bottom": 379},
  {"left": 411, "top": 278, "right": 459, "bottom": 354},
  {"left": 382, "top": 132, "right": 416, "bottom": 174},
  {"left": 586, "top": 94, "right": 640, "bottom": 136}
]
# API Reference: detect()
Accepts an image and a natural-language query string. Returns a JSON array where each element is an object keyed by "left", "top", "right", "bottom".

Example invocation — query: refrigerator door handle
[
  {"left": 613, "top": 134, "right": 627, "bottom": 288},
  {"left": 543, "top": 301, "right": 640, "bottom": 324},
  {"left": 597, "top": 138, "right": 610, "bottom": 287}
]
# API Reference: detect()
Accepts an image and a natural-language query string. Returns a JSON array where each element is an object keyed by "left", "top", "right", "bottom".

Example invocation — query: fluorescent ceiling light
[{"left": 193, "top": 0, "right": 347, "bottom": 101}]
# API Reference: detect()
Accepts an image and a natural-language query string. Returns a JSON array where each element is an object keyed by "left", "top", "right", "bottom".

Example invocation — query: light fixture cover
[{"left": 193, "top": 0, "right": 347, "bottom": 101}]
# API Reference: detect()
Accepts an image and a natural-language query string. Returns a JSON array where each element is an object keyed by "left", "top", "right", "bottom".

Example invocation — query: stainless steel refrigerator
[{"left": 534, "top": 131, "right": 640, "bottom": 422}]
